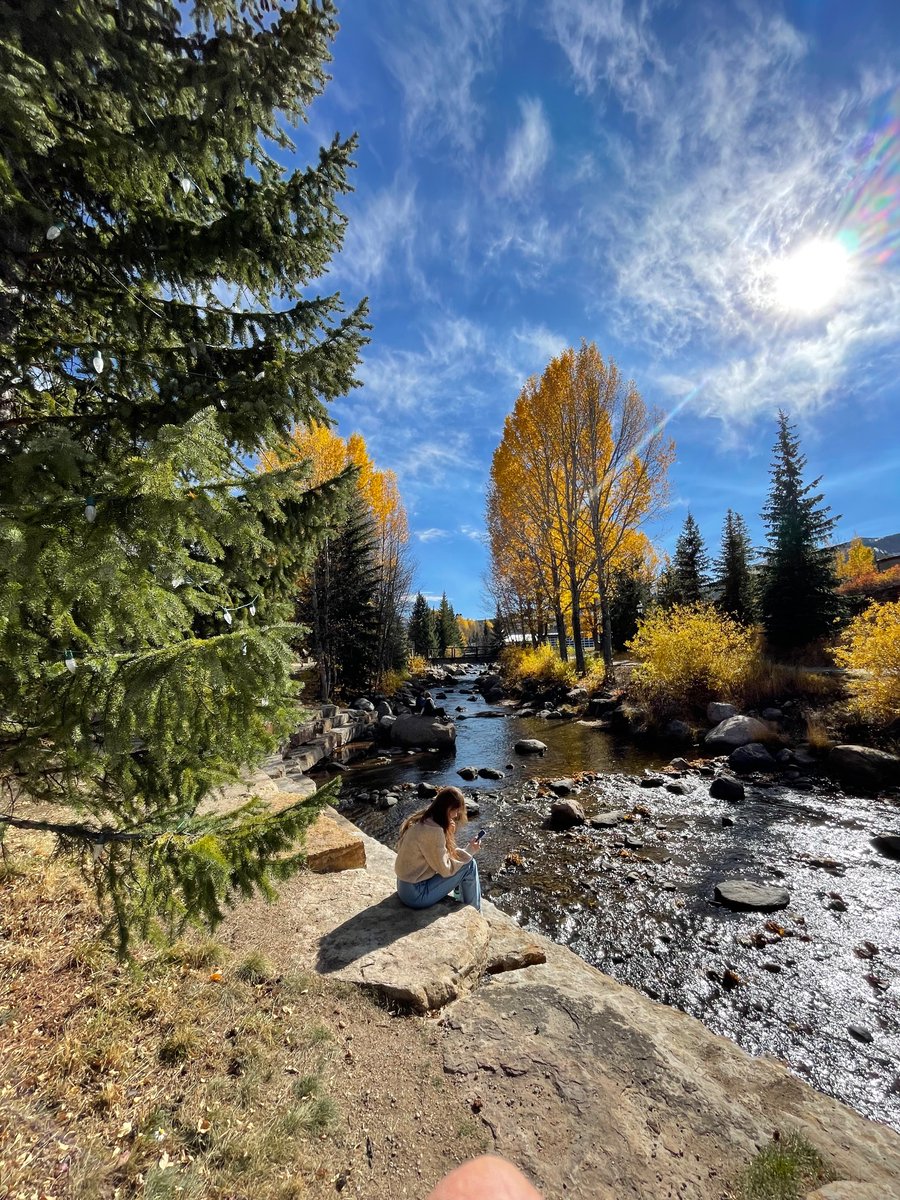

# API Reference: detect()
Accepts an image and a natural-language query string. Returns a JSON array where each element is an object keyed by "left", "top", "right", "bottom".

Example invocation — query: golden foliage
[
  {"left": 406, "top": 653, "right": 428, "bottom": 677},
  {"left": 834, "top": 537, "right": 876, "bottom": 582},
  {"left": 501, "top": 643, "right": 577, "bottom": 690},
  {"left": 628, "top": 603, "right": 762, "bottom": 712},
  {"left": 835, "top": 598, "right": 900, "bottom": 724},
  {"left": 836, "top": 563, "right": 900, "bottom": 598}
]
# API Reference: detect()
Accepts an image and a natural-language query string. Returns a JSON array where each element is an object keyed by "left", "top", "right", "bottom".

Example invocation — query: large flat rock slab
[
  {"left": 317, "top": 896, "right": 491, "bottom": 1012},
  {"left": 305, "top": 813, "right": 366, "bottom": 873}
]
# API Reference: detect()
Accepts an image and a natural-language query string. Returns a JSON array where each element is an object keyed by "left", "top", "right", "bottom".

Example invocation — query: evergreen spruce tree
[
  {"left": 0, "top": 2, "right": 368, "bottom": 947},
  {"left": 407, "top": 593, "right": 437, "bottom": 658},
  {"left": 654, "top": 562, "right": 679, "bottom": 610},
  {"left": 608, "top": 561, "right": 650, "bottom": 649},
  {"left": 300, "top": 501, "right": 380, "bottom": 701},
  {"left": 759, "top": 411, "right": 840, "bottom": 652},
  {"left": 489, "top": 605, "right": 507, "bottom": 656},
  {"left": 436, "top": 592, "right": 461, "bottom": 656},
  {"left": 715, "top": 510, "right": 756, "bottom": 623},
  {"left": 670, "top": 513, "right": 711, "bottom": 604}
]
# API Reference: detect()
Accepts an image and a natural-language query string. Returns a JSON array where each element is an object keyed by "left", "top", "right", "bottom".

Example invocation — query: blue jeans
[{"left": 397, "top": 858, "right": 481, "bottom": 913}]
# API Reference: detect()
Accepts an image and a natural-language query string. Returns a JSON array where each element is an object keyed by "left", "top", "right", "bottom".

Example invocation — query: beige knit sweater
[{"left": 394, "top": 818, "right": 472, "bottom": 883}]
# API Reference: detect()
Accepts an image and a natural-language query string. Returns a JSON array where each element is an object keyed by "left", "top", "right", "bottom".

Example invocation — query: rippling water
[{"left": 331, "top": 672, "right": 900, "bottom": 1132}]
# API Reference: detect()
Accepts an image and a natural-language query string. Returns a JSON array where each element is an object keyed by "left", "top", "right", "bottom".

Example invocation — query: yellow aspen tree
[{"left": 835, "top": 537, "right": 877, "bottom": 582}]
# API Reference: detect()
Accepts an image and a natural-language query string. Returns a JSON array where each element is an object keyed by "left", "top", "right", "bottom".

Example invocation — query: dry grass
[
  {"left": 736, "top": 662, "right": 845, "bottom": 710},
  {"left": 0, "top": 838, "right": 488, "bottom": 1200},
  {"left": 803, "top": 714, "right": 836, "bottom": 754}
]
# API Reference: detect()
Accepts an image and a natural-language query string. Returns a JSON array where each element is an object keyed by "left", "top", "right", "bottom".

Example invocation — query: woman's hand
[{"left": 467, "top": 838, "right": 482, "bottom": 853}]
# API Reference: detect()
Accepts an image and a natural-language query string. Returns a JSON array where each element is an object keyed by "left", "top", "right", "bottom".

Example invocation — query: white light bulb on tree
[
  {"left": 64, "top": 650, "right": 77, "bottom": 674},
  {"left": 249, "top": 603, "right": 256, "bottom": 616},
  {"left": 171, "top": 576, "right": 184, "bottom": 589},
  {"left": 223, "top": 609, "right": 233, "bottom": 626},
  {"left": 92, "top": 350, "right": 104, "bottom": 373},
  {"left": 84, "top": 497, "right": 97, "bottom": 522},
  {"left": 46, "top": 224, "right": 62, "bottom": 241},
  {"left": 180, "top": 177, "right": 192, "bottom": 194}
]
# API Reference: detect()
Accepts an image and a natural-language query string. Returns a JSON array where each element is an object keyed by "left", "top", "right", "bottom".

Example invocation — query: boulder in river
[
  {"left": 515, "top": 738, "right": 547, "bottom": 755},
  {"left": 872, "top": 833, "right": 900, "bottom": 859},
  {"left": 589, "top": 811, "right": 627, "bottom": 829},
  {"left": 457, "top": 766, "right": 478, "bottom": 781},
  {"left": 828, "top": 745, "right": 900, "bottom": 789},
  {"left": 545, "top": 799, "right": 586, "bottom": 829},
  {"left": 353, "top": 697, "right": 375, "bottom": 712},
  {"left": 714, "top": 881, "right": 790, "bottom": 911},
  {"left": 709, "top": 775, "right": 745, "bottom": 802},
  {"left": 390, "top": 714, "right": 456, "bottom": 751},
  {"left": 705, "top": 715, "right": 774, "bottom": 750},
  {"left": 663, "top": 719, "right": 693, "bottom": 742},
  {"left": 728, "top": 742, "right": 778, "bottom": 774},
  {"left": 417, "top": 781, "right": 438, "bottom": 798},
  {"left": 707, "top": 701, "right": 736, "bottom": 723},
  {"left": 548, "top": 778, "right": 575, "bottom": 795},
  {"left": 478, "top": 766, "right": 504, "bottom": 780}
]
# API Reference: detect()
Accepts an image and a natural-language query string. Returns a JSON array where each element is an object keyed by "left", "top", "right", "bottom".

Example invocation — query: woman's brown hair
[{"left": 398, "top": 786, "right": 468, "bottom": 858}]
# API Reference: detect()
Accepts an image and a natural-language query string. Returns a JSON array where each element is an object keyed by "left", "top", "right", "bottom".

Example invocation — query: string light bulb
[
  {"left": 46, "top": 224, "right": 62, "bottom": 241},
  {"left": 84, "top": 497, "right": 97, "bottom": 523},
  {"left": 242, "top": 641, "right": 248, "bottom": 656},
  {"left": 171, "top": 576, "right": 184, "bottom": 589},
  {"left": 223, "top": 609, "right": 233, "bottom": 626},
  {"left": 180, "top": 177, "right": 192, "bottom": 194},
  {"left": 64, "top": 649, "right": 77, "bottom": 674},
  {"left": 249, "top": 603, "right": 256, "bottom": 616},
  {"left": 92, "top": 350, "right": 104, "bottom": 373}
]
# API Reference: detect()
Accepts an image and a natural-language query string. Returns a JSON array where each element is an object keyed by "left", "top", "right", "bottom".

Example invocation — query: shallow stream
[{"left": 330, "top": 673, "right": 900, "bottom": 1133}]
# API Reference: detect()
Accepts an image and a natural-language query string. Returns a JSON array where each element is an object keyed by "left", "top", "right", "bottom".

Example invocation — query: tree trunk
[
  {"left": 569, "top": 563, "right": 586, "bottom": 674},
  {"left": 554, "top": 602, "right": 569, "bottom": 661},
  {"left": 598, "top": 570, "right": 615, "bottom": 681}
]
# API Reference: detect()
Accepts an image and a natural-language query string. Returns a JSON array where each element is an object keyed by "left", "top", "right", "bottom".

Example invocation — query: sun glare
[{"left": 771, "top": 238, "right": 851, "bottom": 314}]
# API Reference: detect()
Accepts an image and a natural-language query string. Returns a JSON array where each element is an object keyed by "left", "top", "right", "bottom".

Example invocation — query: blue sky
[{"left": 298, "top": 0, "right": 900, "bottom": 617}]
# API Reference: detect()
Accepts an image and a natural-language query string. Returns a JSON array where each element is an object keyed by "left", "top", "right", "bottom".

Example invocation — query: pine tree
[
  {"left": 300, "top": 500, "right": 380, "bottom": 701},
  {"left": 436, "top": 592, "right": 462, "bottom": 656},
  {"left": 0, "top": 2, "right": 368, "bottom": 947},
  {"left": 408, "top": 593, "right": 437, "bottom": 658},
  {"left": 715, "top": 510, "right": 756, "bottom": 623},
  {"left": 670, "top": 514, "right": 710, "bottom": 605},
  {"left": 608, "top": 561, "right": 650, "bottom": 649},
  {"left": 759, "top": 411, "right": 841, "bottom": 652}
]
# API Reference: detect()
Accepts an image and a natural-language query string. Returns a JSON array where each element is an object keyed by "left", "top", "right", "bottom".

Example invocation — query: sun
[{"left": 770, "top": 238, "right": 851, "bottom": 314}]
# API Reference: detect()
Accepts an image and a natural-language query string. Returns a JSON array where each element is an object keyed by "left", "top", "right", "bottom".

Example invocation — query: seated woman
[{"left": 394, "top": 786, "right": 482, "bottom": 913}]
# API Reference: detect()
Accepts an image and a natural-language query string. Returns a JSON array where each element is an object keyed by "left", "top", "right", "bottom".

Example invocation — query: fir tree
[
  {"left": 670, "top": 514, "right": 710, "bottom": 604},
  {"left": 489, "top": 605, "right": 507, "bottom": 656},
  {"left": 715, "top": 509, "right": 756, "bottom": 623},
  {"left": 300, "top": 500, "right": 380, "bottom": 700},
  {"left": 608, "top": 560, "right": 650, "bottom": 648},
  {"left": 436, "top": 592, "right": 462, "bottom": 656},
  {"left": 408, "top": 592, "right": 437, "bottom": 658},
  {"left": 0, "top": 2, "right": 368, "bottom": 947},
  {"left": 759, "top": 411, "right": 840, "bottom": 652}
]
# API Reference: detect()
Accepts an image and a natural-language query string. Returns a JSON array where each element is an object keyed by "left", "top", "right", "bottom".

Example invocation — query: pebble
[{"left": 848, "top": 1025, "right": 874, "bottom": 1044}]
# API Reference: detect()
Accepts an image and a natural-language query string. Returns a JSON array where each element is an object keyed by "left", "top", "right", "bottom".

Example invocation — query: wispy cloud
[
  {"left": 500, "top": 97, "right": 552, "bottom": 196},
  {"left": 417, "top": 527, "right": 450, "bottom": 542},
  {"left": 544, "top": 0, "right": 667, "bottom": 113},
  {"left": 459, "top": 524, "right": 484, "bottom": 541},
  {"left": 337, "top": 176, "right": 419, "bottom": 290},
  {"left": 379, "top": 0, "right": 508, "bottom": 153}
]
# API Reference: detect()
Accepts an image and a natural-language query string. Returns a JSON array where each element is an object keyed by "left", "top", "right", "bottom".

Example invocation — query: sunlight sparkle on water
[{"left": 771, "top": 238, "right": 851, "bottom": 314}]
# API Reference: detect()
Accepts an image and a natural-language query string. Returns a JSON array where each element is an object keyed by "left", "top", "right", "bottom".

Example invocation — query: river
[{"left": 329, "top": 672, "right": 900, "bottom": 1133}]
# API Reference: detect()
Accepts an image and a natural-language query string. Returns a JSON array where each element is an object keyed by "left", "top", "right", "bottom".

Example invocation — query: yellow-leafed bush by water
[
  {"left": 835, "top": 598, "right": 900, "bottom": 724},
  {"left": 628, "top": 603, "right": 761, "bottom": 714},
  {"left": 501, "top": 643, "right": 577, "bottom": 690}
]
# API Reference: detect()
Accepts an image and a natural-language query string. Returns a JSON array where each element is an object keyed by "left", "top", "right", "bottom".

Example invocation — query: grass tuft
[
  {"left": 732, "top": 1130, "right": 834, "bottom": 1200},
  {"left": 235, "top": 950, "right": 277, "bottom": 984},
  {"left": 159, "top": 1025, "right": 200, "bottom": 1064}
]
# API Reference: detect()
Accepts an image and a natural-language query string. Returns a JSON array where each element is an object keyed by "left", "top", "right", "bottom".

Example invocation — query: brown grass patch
[{"left": 0, "top": 837, "right": 487, "bottom": 1199}]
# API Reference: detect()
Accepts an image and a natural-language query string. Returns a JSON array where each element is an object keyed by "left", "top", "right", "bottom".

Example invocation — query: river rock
[
  {"left": 714, "top": 881, "right": 791, "bottom": 911},
  {"left": 728, "top": 742, "right": 778, "bottom": 774},
  {"left": 585, "top": 695, "right": 618, "bottom": 718},
  {"left": 353, "top": 697, "right": 375, "bottom": 712},
  {"left": 464, "top": 797, "right": 480, "bottom": 818},
  {"left": 390, "top": 714, "right": 457, "bottom": 751},
  {"left": 872, "top": 833, "right": 900, "bottom": 858},
  {"left": 457, "top": 766, "right": 478, "bottom": 781},
  {"left": 417, "top": 781, "right": 438, "bottom": 799},
  {"left": 669, "top": 757, "right": 692, "bottom": 772},
  {"left": 514, "top": 738, "right": 547, "bottom": 755},
  {"left": 567, "top": 687, "right": 589, "bottom": 703},
  {"left": 376, "top": 700, "right": 393, "bottom": 718},
  {"left": 666, "top": 781, "right": 689, "bottom": 794},
  {"left": 706, "top": 715, "right": 774, "bottom": 750},
  {"left": 761, "top": 707, "right": 783, "bottom": 721},
  {"left": 548, "top": 778, "right": 575, "bottom": 795},
  {"left": 664, "top": 719, "right": 693, "bottom": 742},
  {"left": 828, "top": 745, "right": 900, "bottom": 789},
  {"left": 546, "top": 799, "right": 586, "bottom": 829},
  {"left": 589, "top": 811, "right": 627, "bottom": 828},
  {"left": 848, "top": 1025, "right": 874, "bottom": 1044},
  {"left": 640, "top": 775, "right": 665, "bottom": 787},
  {"left": 478, "top": 767, "right": 504, "bottom": 780},
  {"left": 707, "top": 701, "right": 736, "bottom": 723}
]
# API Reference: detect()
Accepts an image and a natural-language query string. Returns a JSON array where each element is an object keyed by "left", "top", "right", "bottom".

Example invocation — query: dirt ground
[{"left": 0, "top": 831, "right": 491, "bottom": 1200}]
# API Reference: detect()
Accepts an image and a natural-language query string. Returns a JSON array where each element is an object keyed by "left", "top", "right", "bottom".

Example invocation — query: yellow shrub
[
  {"left": 381, "top": 668, "right": 407, "bottom": 695},
  {"left": 835, "top": 598, "right": 900, "bottom": 725},
  {"left": 628, "top": 603, "right": 761, "bottom": 713},
  {"left": 406, "top": 654, "right": 428, "bottom": 677},
  {"left": 501, "top": 643, "right": 576, "bottom": 690}
]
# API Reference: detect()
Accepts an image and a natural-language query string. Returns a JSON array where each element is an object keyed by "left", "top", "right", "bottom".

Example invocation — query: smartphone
[{"left": 475, "top": 828, "right": 487, "bottom": 842}]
